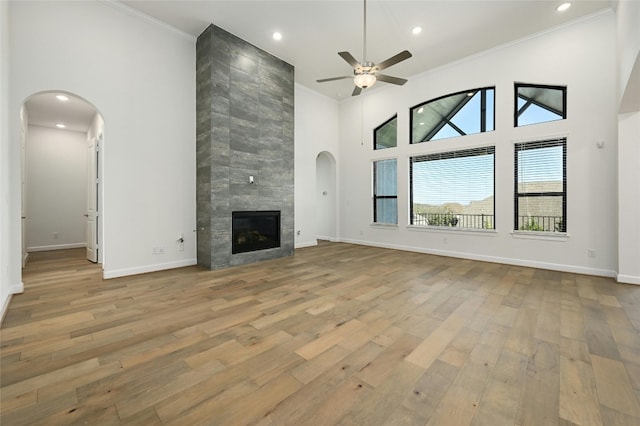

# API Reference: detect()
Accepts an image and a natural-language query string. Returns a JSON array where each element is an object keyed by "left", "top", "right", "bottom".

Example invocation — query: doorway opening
[
  {"left": 315, "top": 151, "right": 337, "bottom": 242},
  {"left": 21, "top": 90, "right": 104, "bottom": 268}
]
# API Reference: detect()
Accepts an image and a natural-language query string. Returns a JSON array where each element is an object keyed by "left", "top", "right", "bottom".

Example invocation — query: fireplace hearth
[{"left": 232, "top": 211, "right": 281, "bottom": 254}]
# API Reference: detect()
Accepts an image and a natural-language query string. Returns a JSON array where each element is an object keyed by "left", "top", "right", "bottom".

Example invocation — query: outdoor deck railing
[
  {"left": 412, "top": 213, "right": 494, "bottom": 229},
  {"left": 516, "top": 215, "right": 565, "bottom": 232},
  {"left": 412, "top": 213, "right": 564, "bottom": 232}
]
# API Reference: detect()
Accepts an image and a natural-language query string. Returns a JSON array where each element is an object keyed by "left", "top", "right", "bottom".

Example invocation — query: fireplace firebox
[{"left": 232, "top": 211, "right": 281, "bottom": 254}]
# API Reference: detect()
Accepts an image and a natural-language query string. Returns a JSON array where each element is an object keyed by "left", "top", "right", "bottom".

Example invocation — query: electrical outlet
[
  {"left": 177, "top": 242, "right": 184, "bottom": 252},
  {"left": 587, "top": 249, "right": 596, "bottom": 258},
  {"left": 53, "top": 232, "right": 59, "bottom": 239},
  {"left": 152, "top": 246, "right": 165, "bottom": 255}
]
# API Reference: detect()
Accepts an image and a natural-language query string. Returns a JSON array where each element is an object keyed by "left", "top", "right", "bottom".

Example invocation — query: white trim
[
  {"left": 22, "top": 251, "right": 29, "bottom": 267},
  {"left": 27, "top": 243, "right": 86, "bottom": 252},
  {"left": 295, "top": 83, "right": 338, "bottom": 103},
  {"left": 617, "top": 274, "right": 640, "bottom": 285},
  {"left": 337, "top": 238, "right": 617, "bottom": 279},
  {"left": 103, "top": 259, "right": 197, "bottom": 279},
  {"left": 511, "top": 132, "right": 570, "bottom": 145},
  {"left": 295, "top": 240, "right": 318, "bottom": 249},
  {"left": 1, "top": 294, "right": 12, "bottom": 326},
  {"left": 511, "top": 231, "right": 570, "bottom": 242},
  {"left": 101, "top": 0, "right": 196, "bottom": 42},
  {"left": 407, "top": 225, "right": 497, "bottom": 237},
  {"left": 1, "top": 283, "right": 25, "bottom": 326},
  {"left": 370, "top": 223, "right": 399, "bottom": 229},
  {"left": 316, "top": 235, "right": 338, "bottom": 242}
]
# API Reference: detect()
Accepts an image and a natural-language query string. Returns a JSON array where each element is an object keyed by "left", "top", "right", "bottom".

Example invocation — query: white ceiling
[
  {"left": 24, "top": 92, "right": 97, "bottom": 133},
  {"left": 121, "top": 0, "right": 613, "bottom": 100},
  {"left": 25, "top": 0, "right": 616, "bottom": 131}
]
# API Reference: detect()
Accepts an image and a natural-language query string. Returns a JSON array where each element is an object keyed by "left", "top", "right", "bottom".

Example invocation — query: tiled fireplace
[{"left": 195, "top": 24, "right": 294, "bottom": 270}]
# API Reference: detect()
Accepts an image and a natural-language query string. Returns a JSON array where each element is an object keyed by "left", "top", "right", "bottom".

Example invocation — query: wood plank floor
[{"left": 2, "top": 243, "right": 640, "bottom": 425}]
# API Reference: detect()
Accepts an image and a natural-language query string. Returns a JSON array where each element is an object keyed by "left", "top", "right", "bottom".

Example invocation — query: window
[
  {"left": 411, "top": 87, "right": 495, "bottom": 143},
  {"left": 514, "top": 138, "right": 567, "bottom": 232},
  {"left": 374, "top": 115, "right": 397, "bottom": 150},
  {"left": 410, "top": 147, "right": 495, "bottom": 229},
  {"left": 515, "top": 83, "right": 566, "bottom": 127},
  {"left": 373, "top": 159, "right": 397, "bottom": 224}
]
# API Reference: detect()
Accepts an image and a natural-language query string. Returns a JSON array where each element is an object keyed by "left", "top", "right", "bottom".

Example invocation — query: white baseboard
[
  {"left": 1, "top": 282, "right": 25, "bottom": 326},
  {"left": 103, "top": 259, "right": 197, "bottom": 279},
  {"left": 22, "top": 252, "right": 29, "bottom": 268},
  {"left": 295, "top": 240, "right": 318, "bottom": 249},
  {"left": 28, "top": 243, "right": 86, "bottom": 252},
  {"left": 338, "top": 238, "right": 618, "bottom": 279},
  {"left": 316, "top": 235, "right": 339, "bottom": 242},
  {"left": 617, "top": 274, "right": 640, "bottom": 285}
]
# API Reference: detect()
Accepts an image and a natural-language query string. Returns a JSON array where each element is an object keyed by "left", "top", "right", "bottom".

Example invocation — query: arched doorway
[
  {"left": 315, "top": 151, "right": 337, "bottom": 241},
  {"left": 21, "top": 90, "right": 104, "bottom": 267}
]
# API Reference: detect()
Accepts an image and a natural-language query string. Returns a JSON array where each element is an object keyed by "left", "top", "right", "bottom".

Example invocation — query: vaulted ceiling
[
  {"left": 25, "top": 1, "right": 616, "bottom": 131},
  {"left": 121, "top": 0, "right": 613, "bottom": 100}
]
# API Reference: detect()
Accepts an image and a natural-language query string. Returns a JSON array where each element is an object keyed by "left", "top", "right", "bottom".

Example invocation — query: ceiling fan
[{"left": 316, "top": 0, "right": 412, "bottom": 96}]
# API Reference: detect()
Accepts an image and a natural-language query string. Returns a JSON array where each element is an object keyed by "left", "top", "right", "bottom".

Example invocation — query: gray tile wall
[{"left": 196, "top": 24, "right": 294, "bottom": 270}]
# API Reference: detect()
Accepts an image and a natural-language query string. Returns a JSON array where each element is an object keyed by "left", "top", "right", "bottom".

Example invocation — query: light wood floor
[{"left": 2, "top": 243, "right": 640, "bottom": 425}]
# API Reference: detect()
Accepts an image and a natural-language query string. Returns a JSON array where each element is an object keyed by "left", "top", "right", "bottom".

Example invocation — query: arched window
[{"left": 411, "top": 87, "right": 495, "bottom": 143}]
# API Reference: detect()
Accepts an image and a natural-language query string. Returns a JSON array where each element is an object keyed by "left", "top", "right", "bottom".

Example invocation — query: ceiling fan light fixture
[{"left": 354, "top": 73, "right": 376, "bottom": 89}]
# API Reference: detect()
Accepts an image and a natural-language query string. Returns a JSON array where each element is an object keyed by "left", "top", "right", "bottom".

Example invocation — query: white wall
[
  {"left": 616, "top": 1, "right": 640, "bottom": 285},
  {"left": 1, "top": 0, "right": 22, "bottom": 321},
  {"left": 336, "top": 11, "right": 619, "bottom": 277},
  {"left": 618, "top": 112, "right": 640, "bottom": 284},
  {"left": 294, "top": 84, "right": 340, "bottom": 248},
  {"left": 8, "top": 1, "right": 196, "bottom": 279},
  {"left": 26, "top": 125, "right": 87, "bottom": 251}
]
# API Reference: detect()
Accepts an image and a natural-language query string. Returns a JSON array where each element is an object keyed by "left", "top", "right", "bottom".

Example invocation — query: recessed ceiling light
[
  {"left": 56, "top": 94, "right": 69, "bottom": 102},
  {"left": 412, "top": 26, "right": 422, "bottom": 35},
  {"left": 557, "top": 2, "right": 571, "bottom": 12},
  {"left": 272, "top": 32, "right": 282, "bottom": 41},
  {"left": 55, "top": 123, "right": 66, "bottom": 128}
]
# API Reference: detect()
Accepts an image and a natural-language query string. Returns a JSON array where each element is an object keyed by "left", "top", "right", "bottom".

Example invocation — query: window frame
[
  {"left": 409, "top": 145, "right": 496, "bottom": 230},
  {"left": 410, "top": 86, "right": 495, "bottom": 144},
  {"left": 373, "top": 158, "right": 398, "bottom": 225},
  {"left": 514, "top": 83, "right": 567, "bottom": 127},
  {"left": 513, "top": 137, "right": 567, "bottom": 233},
  {"left": 373, "top": 114, "right": 398, "bottom": 150}
]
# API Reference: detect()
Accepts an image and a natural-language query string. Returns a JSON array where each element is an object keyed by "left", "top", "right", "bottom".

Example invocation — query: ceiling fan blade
[
  {"left": 338, "top": 51, "right": 361, "bottom": 69},
  {"left": 375, "top": 50, "right": 412, "bottom": 71},
  {"left": 376, "top": 74, "right": 408, "bottom": 86},
  {"left": 317, "top": 76, "right": 353, "bottom": 83},
  {"left": 352, "top": 86, "right": 362, "bottom": 96}
]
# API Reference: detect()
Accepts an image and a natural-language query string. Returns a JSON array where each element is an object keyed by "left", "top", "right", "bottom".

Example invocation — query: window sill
[
  {"left": 370, "top": 223, "right": 399, "bottom": 229},
  {"left": 406, "top": 225, "right": 497, "bottom": 237},
  {"left": 511, "top": 231, "right": 570, "bottom": 242}
]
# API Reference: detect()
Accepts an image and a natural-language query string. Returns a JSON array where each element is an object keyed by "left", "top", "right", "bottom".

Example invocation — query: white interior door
[
  {"left": 21, "top": 113, "right": 28, "bottom": 267},
  {"left": 86, "top": 136, "right": 98, "bottom": 262}
]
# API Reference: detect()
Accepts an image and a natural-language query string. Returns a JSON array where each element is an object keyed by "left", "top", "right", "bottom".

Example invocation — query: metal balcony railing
[
  {"left": 516, "top": 215, "right": 565, "bottom": 232},
  {"left": 412, "top": 213, "right": 565, "bottom": 232},
  {"left": 412, "top": 213, "right": 494, "bottom": 229}
]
